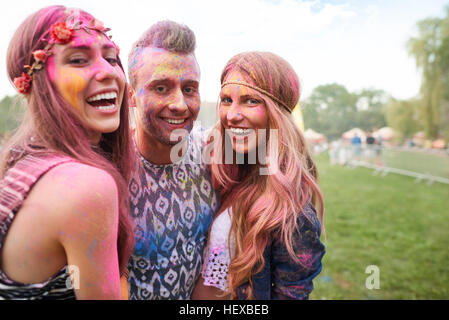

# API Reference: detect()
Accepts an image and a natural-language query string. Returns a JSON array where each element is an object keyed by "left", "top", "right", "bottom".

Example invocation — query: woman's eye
[
  {"left": 247, "top": 98, "right": 260, "bottom": 105},
  {"left": 221, "top": 97, "right": 232, "bottom": 104},
  {"left": 106, "top": 57, "right": 118, "bottom": 65},
  {"left": 69, "top": 57, "right": 88, "bottom": 65}
]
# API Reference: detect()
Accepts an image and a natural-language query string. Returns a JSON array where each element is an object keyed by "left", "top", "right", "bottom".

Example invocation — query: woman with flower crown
[
  {"left": 192, "top": 52, "right": 325, "bottom": 300},
  {"left": 0, "top": 5, "right": 134, "bottom": 299}
]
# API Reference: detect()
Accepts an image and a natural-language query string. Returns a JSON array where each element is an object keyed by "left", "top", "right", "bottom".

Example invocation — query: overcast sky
[{"left": 1, "top": 0, "right": 448, "bottom": 103}]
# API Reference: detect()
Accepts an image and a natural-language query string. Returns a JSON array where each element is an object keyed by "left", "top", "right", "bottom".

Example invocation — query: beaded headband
[
  {"left": 13, "top": 16, "right": 119, "bottom": 94},
  {"left": 221, "top": 81, "right": 292, "bottom": 113}
]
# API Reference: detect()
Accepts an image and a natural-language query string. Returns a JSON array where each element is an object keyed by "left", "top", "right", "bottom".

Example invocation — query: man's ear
[{"left": 128, "top": 87, "right": 137, "bottom": 108}]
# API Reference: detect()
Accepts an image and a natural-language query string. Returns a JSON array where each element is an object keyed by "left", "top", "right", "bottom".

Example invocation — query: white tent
[
  {"left": 304, "top": 128, "right": 326, "bottom": 143},
  {"left": 342, "top": 128, "right": 366, "bottom": 140},
  {"left": 373, "top": 127, "right": 394, "bottom": 140}
]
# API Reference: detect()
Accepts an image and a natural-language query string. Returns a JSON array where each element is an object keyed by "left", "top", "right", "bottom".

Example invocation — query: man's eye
[
  {"left": 183, "top": 87, "right": 196, "bottom": 94},
  {"left": 155, "top": 86, "right": 167, "bottom": 93}
]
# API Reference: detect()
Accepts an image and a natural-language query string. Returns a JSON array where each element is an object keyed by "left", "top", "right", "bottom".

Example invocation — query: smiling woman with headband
[
  {"left": 192, "top": 51, "right": 326, "bottom": 300},
  {"left": 0, "top": 5, "right": 134, "bottom": 299}
]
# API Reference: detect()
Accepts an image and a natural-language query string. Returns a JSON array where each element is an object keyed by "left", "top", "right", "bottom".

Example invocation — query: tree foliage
[
  {"left": 0, "top": 95, "right": 26, "bottom": 140},
  {"left": 302, "top": 83, "right": 388, "bottom": 139},
  {"left": 385, "top": 98, "right": 423, "bottom": 139},
  {"left": 407, "top": 5, "right": 449, "bottom": 140}
]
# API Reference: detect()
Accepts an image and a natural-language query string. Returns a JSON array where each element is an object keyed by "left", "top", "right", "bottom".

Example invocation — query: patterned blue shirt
[{"left": 127, "top": 128, "right": 219, "bottom": 300}]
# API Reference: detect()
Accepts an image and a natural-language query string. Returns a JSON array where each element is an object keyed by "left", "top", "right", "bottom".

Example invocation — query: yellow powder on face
[
  {"left": 151, "top": 63, "right": 183, "bottom": 79},
  {"left": 59, "top": 68, "right": 87, "bottom": 111},
  {"left": 221, "top": 83, "right": 250, "bottom": 97}
]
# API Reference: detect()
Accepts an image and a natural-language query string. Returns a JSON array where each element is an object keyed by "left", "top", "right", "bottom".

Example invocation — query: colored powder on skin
[
  {"left": 129, "top": 47, "right": 144, "bottom": 82},
  {"left": 86, "top": 239, "right": 98, "bottom": 260},
  {"left": 58, "top": 68, "right": 87, "bottom": 111},
  {"left": 152, "top": 63, "right": 183, "bottom": 79}
]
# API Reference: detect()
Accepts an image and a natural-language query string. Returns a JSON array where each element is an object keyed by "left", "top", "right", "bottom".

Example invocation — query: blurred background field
[
  {"left": 310, "top": 152, "right": 449, "bottom": 300},
  {"left": 381, "top": 148, "right": 449, "bottom": 179}
]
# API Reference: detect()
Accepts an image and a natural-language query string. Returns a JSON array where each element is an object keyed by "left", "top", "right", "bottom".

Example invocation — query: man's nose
[{"left": 167, "top": 89, "right": 189, "bottom": 113}]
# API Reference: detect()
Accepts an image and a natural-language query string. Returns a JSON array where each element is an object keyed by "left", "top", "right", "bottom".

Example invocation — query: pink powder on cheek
[
  {"left": 45, "top": 56, "right": 85, "bottom": 111},
  {"left": 219, "top": 107, "right": 226, "bottom": 119},
  {"left": 46, "top": 44, "right": 88, "bottom": 107}
]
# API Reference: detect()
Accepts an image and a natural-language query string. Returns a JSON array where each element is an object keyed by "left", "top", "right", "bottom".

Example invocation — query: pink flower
[
  {"left": 13, "top": 73, "right": 32, "bottom": 94},
  {"left": 50, "top": 22, "right": 74, "bottom": 44},
  {"left": 32, "top": 50, "right": 47, "bottom": 63}
]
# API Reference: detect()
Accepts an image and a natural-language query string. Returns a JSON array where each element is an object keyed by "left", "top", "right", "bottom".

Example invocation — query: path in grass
[{"left": 310, "top": 153, "right": 449, "bottom": 299}]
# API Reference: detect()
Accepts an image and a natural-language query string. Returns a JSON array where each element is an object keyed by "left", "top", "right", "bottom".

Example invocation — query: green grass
[
  {"left": 382, "top": 148, "right": 449, "bottom": 179},
  {"left": 310, "top": 153, "right": 449, "bottom": 300}
]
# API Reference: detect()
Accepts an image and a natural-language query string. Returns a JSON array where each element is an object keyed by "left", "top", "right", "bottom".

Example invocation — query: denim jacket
[{"left": 237, "top": 201, "right": 325, "bottom": 300}]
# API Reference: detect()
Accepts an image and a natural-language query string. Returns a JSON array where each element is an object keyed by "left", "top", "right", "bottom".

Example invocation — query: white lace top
[{"left": 201, "top": 208, "right": 234, "bottom": 291}]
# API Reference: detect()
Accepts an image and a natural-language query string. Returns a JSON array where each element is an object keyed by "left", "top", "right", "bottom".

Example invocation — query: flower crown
[{"left": 13, "top": 17, "right": 119, "bottom": 94}]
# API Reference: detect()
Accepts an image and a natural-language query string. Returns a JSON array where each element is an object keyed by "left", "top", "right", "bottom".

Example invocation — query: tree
[
  {"left": 407, "top": 6, "right": 449, "bottom": 140},
  {"left": 302, "top": 83, "right": 357, "bottom": 139},
  {"left": 302, "top": 84, "right": 389, "bottom": 139},
  {"left": 354, "top": 88, "right": 389, "bottom": 132},
  {"left": 0, "top": 95, "right": 26, "bottom": 139},
  {"left": 385, "top": 98, "right": 423, "bottom": 139}
]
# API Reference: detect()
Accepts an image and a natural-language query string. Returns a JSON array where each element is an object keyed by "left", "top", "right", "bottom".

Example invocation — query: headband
[
  {"left": 13, "top": 16, "right": 118, "bottom": 95},
  {"left": 221, "top": 81, "right": 292, "bottom": 113}
]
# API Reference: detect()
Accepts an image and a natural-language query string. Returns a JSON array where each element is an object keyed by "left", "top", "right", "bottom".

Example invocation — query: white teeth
[
  {"left": 96, "top": 104, "right": 115, "bottom": 110},
  {"left": 165, "top": 118, "right": 185, "bottom": 124},
  {"left": 87, "top": 91, "right": 117, "bottom": 102},
  {"left": 229, "top": 127, "right": 252, "bottom": 135}
]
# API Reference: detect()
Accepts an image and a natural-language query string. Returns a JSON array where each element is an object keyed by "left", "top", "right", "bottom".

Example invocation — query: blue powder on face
[{"left": 129, "top": 47, "right": 143, "bottom": 69}]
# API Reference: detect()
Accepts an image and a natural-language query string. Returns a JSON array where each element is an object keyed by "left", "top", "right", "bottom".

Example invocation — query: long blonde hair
[{"left": 210, "top": 52, "right": 324, "bottom": 299}]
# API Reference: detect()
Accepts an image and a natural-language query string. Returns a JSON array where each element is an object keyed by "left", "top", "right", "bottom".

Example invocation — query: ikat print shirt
[{"left": 127, "top": 127, "right": 219, "bottom": 300}]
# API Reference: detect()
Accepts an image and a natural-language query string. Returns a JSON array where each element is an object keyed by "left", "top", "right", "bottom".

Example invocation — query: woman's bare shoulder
[
  {"left": 34, "top": 161, "right": 117, "bottom": 200},
  {"left": 22, "top": 162, "right": 119, "bottom": 232}
]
